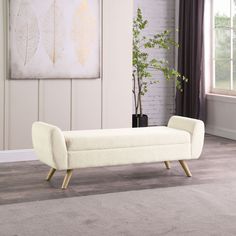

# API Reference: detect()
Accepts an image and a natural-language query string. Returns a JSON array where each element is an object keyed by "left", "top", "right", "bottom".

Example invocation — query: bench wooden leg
[
  {"left": 179, "top": 160, "right": 192, "bottom": 177},
  {"left": 164, "top": 161, "right": 170, "bottom": 169},
  {"left": 61, "top": 169, "right": 73, "bottom": 189},
  {"left": 46, "top": 168, "right": 56, "bottom": 181}
]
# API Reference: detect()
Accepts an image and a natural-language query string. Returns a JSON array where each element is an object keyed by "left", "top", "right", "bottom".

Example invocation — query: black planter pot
[{"left": 132, "top": 114, "right": 148, "bottom": 128}]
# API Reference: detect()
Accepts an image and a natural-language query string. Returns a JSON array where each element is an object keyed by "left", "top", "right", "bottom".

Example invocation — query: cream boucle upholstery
[
  {"left": 63, "top": 126, "right": 190, "bottom": 151},
  {"left": 32, "top": 121, "right": 67, "bottom": 170},
  {"left": 32, "top": 116, "right": 205, "bottom": 188},
  {"left": 168, "top": 116, "right": 205, "bottom": 159}
]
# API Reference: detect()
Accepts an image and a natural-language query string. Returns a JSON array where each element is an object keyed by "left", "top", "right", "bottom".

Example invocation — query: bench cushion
[{"left": 63, "top": 126, "right": 190, "bottom": 152}]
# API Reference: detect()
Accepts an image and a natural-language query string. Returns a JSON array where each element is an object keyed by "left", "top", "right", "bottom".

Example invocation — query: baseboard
[
  {"left": 206, "top": 125, "right": 236, "bottom": 141},
  {"left": 0, "top": 149, "right": 37, "bottom": 163}
]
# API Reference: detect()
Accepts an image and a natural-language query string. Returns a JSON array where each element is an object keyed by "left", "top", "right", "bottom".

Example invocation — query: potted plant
[{"left": 132, "top": 8, "right": 187, "bottom": 127}]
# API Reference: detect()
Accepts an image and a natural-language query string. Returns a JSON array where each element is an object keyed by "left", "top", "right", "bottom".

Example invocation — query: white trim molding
[
  {"left": 0, "top": 149, "right": 37, "bottom": 163},
  {"left": 206, "top": 93, "right": 236, "bottom": 140},
  {"left": 206, "top": 125, "right": 236, "bottom": 141},
  {"left": 206, "top": 93, "right": 236, "bottom": 104}
]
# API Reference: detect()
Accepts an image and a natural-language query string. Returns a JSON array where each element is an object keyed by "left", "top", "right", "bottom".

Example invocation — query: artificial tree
[{"left": 132, "top": 8, "right": 187, "bottom": 127}]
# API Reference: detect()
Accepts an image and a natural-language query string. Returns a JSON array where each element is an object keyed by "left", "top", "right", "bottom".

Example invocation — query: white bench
[{"left": 32, "top": 116, "right": 205, "bottom": 189}]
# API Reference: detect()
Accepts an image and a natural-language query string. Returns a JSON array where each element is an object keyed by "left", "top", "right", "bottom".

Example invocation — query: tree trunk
[
  {"left": 132, "top": 73, "right": 137, "bottom": 116},
  {"left": 137, "top": 76, "right": 143, "bottom": 116}
]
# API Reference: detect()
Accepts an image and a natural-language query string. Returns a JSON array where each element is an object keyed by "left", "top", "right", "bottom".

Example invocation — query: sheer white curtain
[{"left": 204, "top": 0, "right": 212, "bottom": 94}]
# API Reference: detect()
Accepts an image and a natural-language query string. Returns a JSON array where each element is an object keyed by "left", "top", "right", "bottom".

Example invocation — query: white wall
[
  {"left": 103, "top": 0, "right": 133, "bottom": 129},
  {"left": 0, "top": 0, "right": 132, "bottom": 150},
  {"left": 0, "top": 0, "right": 5, "bottom": 150},
  {"left": 134, "top": 0, "right": 176, "bottom": 126},
  {"left": 206, "top": 94, "right": 236, "bottom": 140}
]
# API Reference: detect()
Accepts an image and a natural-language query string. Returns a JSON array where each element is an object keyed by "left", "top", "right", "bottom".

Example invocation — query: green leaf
[{"left": 132, "top": 7, "right": 188, "bottom": 111}]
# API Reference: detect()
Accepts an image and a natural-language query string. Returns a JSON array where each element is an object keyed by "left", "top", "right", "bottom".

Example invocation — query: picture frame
[{"left": 9, "top": 0, "right": 100, "bottom": 79}]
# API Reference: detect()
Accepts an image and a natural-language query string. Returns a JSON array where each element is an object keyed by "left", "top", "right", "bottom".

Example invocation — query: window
[{"left": 212, "top": 0, "right": 236, "bottom": 95}]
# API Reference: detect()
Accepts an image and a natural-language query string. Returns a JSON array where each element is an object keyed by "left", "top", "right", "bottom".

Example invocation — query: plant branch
[{"left": 132, "top": 8, "right": 187, "bottom": 117}]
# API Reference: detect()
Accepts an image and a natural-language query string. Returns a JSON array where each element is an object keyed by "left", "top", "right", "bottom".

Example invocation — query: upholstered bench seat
[
  {"left": 32, "top": 116, "right": 205, "bottom": 189},
  {"left": 63, "top": 126, "right": 190, "bottom": 151}
]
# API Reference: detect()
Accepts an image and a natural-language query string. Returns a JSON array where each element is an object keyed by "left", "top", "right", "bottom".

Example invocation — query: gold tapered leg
[
  {"left": 61, "top": 169, "right": 73, "bottom": 189},
  {"left": 164, "top": 161, "right": 170, "bottom": 169},
  {"left": 46, "top": 168, "right": 56, "bottom": 181},
  {"left": 179, "top": 160, "right": 192, "bottom": 177}
]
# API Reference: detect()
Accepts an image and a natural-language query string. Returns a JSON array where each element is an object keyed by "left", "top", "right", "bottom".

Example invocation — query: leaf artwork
[
  {"left": 72, "top": 0, "right": 97, "bottom": 65},
  {"left": 14, "top": 0, "right": 40, "bottom": 66},
  {"left": 10, "top": 0, "right": 100, "bottom": 79},
  {"left": 42, "top": 0, "right": 65, "bottom": 64}
]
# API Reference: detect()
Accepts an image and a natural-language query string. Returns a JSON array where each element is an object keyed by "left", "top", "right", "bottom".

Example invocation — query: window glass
[
  {"left": 212, "top": 0, "right": 234, "bottom": 93},
  {"left": 214, "top": 0, "right": 231, "bottom": 28},
  {"left": 215, "top": 60, "right": 231, "bottom": 89},
  {"left": 215, "top": 29, "right": 231, "bottom": 59}
]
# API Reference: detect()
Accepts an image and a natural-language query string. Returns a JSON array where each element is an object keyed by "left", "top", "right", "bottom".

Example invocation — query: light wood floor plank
[{"left": 0, "top": 135, "right": 235, "bottom": 205}]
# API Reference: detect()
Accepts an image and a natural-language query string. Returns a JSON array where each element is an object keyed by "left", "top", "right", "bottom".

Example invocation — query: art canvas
[{"left": 9, "top": 0, "right": 100, "bottom": 79}]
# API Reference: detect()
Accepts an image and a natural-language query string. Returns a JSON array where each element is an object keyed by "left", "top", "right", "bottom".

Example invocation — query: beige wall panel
[
  {"left": 102, "top": 0, "right": 133, "bottom": 128},
  {"left": 7, "top": 80, "right": 38, "bottom": 149},
  {"left": 0, "top": 0, "right": 133, "bottom": 150},
  {"left": 72, "top": 79, "right": 101, "bottom": 130},
  {"left": 39, "top": 80, "right": 71, "bottom": 131},
  {"left": 0, "top": 1, "right": 4, "bottom": 149}
]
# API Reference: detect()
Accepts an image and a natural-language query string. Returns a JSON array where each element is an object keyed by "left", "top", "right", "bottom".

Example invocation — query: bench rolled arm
[
  {"left": 32, "top": 122, "right": 68, "bottom": 170},
  {"left": 168, "top": 116, "right": 205, "bottom": 159}
]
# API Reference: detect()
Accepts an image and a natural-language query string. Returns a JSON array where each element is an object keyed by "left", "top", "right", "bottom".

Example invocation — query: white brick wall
[{"left": 134, "top": 0, "right": 176, "bottom": 126}]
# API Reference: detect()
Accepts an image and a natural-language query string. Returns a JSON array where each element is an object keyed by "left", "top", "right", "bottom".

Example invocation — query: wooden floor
[{"left": 0, "top": 134, "right": 236, "bottom": 205}]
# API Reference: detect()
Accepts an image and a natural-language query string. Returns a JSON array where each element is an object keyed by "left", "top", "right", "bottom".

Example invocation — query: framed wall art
[{"left": 9, "top": 0, "right": 100, "bottom": 79}]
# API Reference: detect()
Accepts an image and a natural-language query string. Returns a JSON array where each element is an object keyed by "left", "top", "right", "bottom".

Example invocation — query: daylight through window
[{"left": 212, "top": 0, "right": 236, "bottom": 94}]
